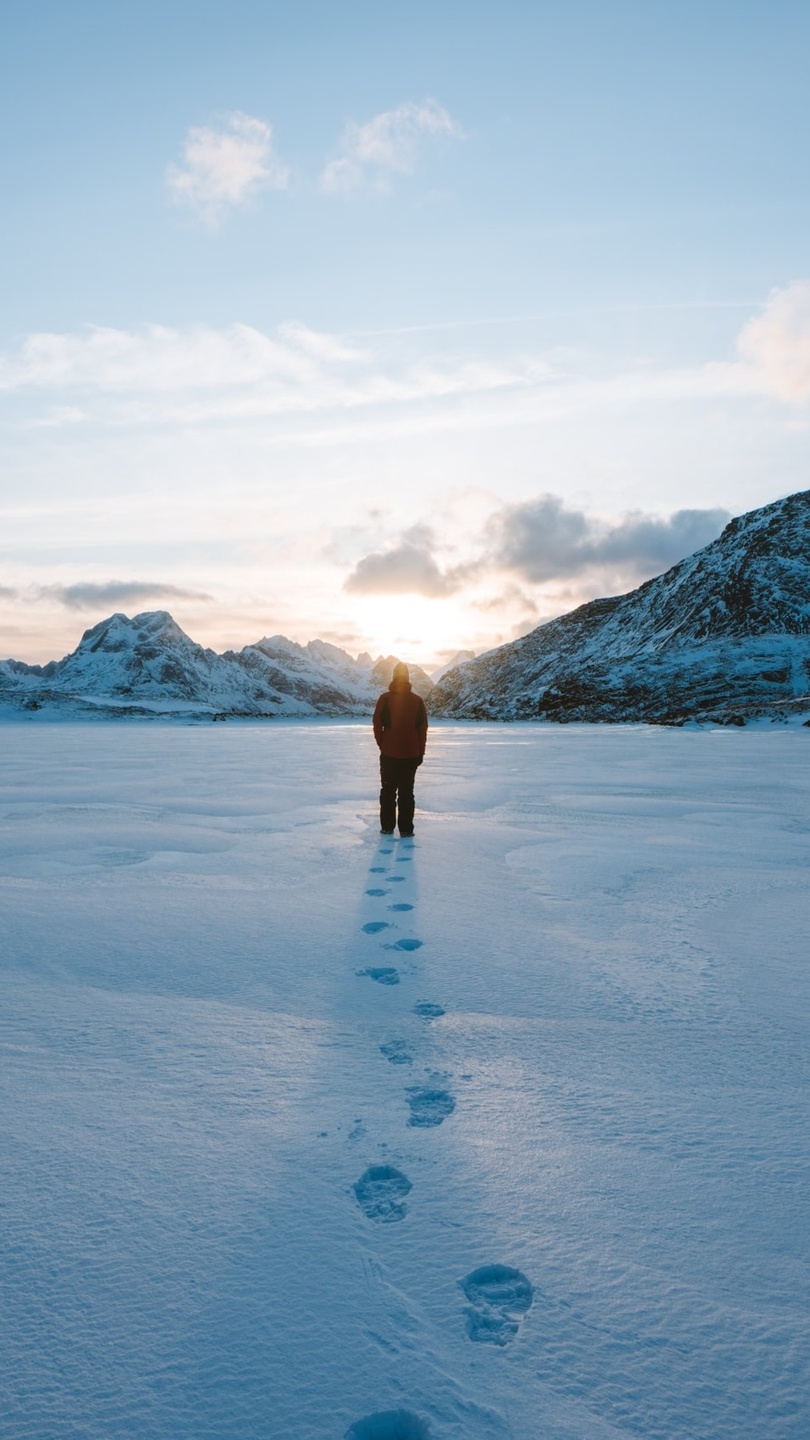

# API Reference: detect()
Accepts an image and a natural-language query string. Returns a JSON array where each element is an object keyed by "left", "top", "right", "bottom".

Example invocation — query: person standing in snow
[{"left": 372, "top": 661, "right": 428, "bottom": 837}]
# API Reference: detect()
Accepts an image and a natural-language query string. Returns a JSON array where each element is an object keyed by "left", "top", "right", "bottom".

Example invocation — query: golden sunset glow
[{"left": 348, "top": 594, "right": 478, "bottom": 669}]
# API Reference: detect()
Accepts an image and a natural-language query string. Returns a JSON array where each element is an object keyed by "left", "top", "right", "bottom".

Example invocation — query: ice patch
[
  {"left": 353, "top": 1165, "right": 412, "bottom": 1223},
  {"left": 461, "top": 1264, "right": 534, "bottom": 1345}
]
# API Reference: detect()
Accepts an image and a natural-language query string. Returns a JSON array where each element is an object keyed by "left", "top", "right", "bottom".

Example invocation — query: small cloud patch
[
  {"left": 320, "top": 99, "right": 463, "bottom": 194},
  {"left": 737, "top": 280, "right": 810, "bottom": 404},
  {"left": 344, "top": 522, "right": 471, "bottom": 598},
  {"left": 167, "top": 111, "right": 289, "bottom": 223}
]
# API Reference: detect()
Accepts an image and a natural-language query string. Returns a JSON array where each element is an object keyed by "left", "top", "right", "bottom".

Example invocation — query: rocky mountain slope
[
  {"left": 0, "top": 611, "right": 433, "bottom": 719},
  {"left": 431, "top": 489, "right": 810, "bottom": 725},
  {"left": 431, "top": 649, "right": 476, "bottom": 683}
]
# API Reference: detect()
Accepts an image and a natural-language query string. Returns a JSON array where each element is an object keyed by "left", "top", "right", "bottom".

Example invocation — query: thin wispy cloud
[
  {"left": 37, "top": 582, "right": 212, "bottom": 611},
  {"left": 2, "top": 286, "right": 809, "bottom": 439},
  {"left": 0, "top": 322, "right": 532, "bottom": 422},
  {"left": 166, "top": 112, "right": 289, "bottom": 223},
  {"left": 276, "top": 322, "right": 367, "bottom": 363},
  {"left": 0, "top": 323, "right": 336, "bottom": 393},
  {"left": 320, "top": 99, "right": 463, "bottom": 194}
]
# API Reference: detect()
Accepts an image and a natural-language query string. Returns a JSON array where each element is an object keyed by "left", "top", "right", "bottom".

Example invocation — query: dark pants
[{"left": 379, "top": 755, "right": 419, "bottom": 835}]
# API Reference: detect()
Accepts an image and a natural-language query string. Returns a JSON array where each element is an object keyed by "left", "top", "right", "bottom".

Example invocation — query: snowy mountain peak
[
  {"left": 79, "top": 609, "right": 192, "bottom": 648},
  {"left": 370, "top": 655, "right": 435, "bottom": 698},
  {"left": 0, "top": 610, "right": 432, "bottom": 718},
  {"left": 432, "top": 488, "right": 810, "bottom": 725}
]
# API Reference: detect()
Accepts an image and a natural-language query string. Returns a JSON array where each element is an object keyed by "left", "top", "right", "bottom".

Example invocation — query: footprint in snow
[
  {"left": 396, "top": 856, "right": 412, "bottom": 863},
  {"left": 366, "top": 888, "right": 389, "bottom": 897},
  {"left": 407, "top": 1088, "right": 455, "bottom": 1127},
  {"left": 392, "top": 937, "right": 422, "bottom": 952},
  {"left": 353, "top": 1165, "right": 412, "bottom": 1223},
  {"left": 412, "top": 1002, "right": 445, "bottom": 1019},
  {"left": 388, "top": 875, "right": 406, "bottom": 883},
  {"left": 357, "top": 966, "right": 400, "bottom": 986},
  {"left": 345, "top": 1410, "right": 431, "bottom": 1440},
  {"left": 460, "top": 1264, "right": 534, "bottom": 1345},
  {"left": 380, "top": 1039, "right": 413, "bottom": 1065},
  {"left": 388, "top": 902, "right": 413, "bottom": 912},
  {"left": 362, "top": 921, "right": 390, "bottom": 934},
  {"left": 370, "top": 866, "right": 387, "bottom": 873}
]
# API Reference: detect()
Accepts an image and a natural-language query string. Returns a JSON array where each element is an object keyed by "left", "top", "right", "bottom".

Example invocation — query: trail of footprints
[{"left": 344, "top": 839, "right": 533, "bottom": 1439}]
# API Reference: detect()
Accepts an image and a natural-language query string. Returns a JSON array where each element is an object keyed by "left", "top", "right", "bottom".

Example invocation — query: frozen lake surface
[{"left": 1, "top": 720, "right": 808, "bottom": 1440}]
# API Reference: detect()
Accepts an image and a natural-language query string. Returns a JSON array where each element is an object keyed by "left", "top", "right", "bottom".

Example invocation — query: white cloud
[
  {"left": 4, "top": 289, "right": 810, "bottom": 441},
  {"left": 736, "top": 280, "right": 810, "bottom": 403},
  {"left": 0, "top": 322, "right": 532, "bottom": 426},
  {"left": 276, "top": 322, "right": 368, "bottom": 363},
  {"left": 320, "top": 99, "right": 463, "bottom": 194},
  {"left": 0, "top": 323, "right": 327, "bottom": 393},
  {"left": 166, "top": 112, "right": 289, "bottom": 222}
]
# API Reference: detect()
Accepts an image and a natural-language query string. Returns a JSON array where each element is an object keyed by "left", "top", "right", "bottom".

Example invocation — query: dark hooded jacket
[{"left": 373, "top": 677, "right": 428, "bottom": 761}]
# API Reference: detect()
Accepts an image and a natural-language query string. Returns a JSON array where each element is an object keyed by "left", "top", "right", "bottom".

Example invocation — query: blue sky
[{"left": 2, "top": 0, "right": 809, "bottom": 665}]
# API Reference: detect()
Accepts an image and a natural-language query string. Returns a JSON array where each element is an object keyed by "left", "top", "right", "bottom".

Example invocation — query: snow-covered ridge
[
  {"left": 3, "top": 489, "right": 809, "bottom": 724},
  {"left": 432, "top": 488, "right": 810, "bottom": 725},
  {"left": 0, "top": 610, "right": 434, "bottom": 719}
]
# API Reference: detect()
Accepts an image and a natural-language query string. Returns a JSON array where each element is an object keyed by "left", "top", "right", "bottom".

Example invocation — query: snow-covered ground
[{"left": 1, "top": 721, "right": 808, "bottom": 1440}]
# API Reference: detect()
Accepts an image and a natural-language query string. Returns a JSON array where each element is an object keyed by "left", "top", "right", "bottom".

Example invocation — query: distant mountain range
[
  {"left": 431, "top": 488, "right": 810, "bottom": 725},
  {"left": 2, "top": 489, "right": 809, "bottom": 725},
  {"left": 0, "top": 612, "right": 435, "bottom": 719}
]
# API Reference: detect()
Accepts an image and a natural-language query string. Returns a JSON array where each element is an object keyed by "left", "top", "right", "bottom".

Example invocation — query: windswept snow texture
[
  {"left": 433, "top": 488, "right": 810, "bottom": 724},
  {"left": 1, "top": 720, "right": 809, "bottom": 1439}
]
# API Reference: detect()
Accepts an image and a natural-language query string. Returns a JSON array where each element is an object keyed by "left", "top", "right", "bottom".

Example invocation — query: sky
[{"left": 2, "top": 0, "right": 810, "bottom": 669}]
